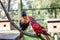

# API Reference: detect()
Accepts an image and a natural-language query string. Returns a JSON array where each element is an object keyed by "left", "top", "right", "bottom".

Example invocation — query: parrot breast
[{"left": 31, "top": 23, "right": 43, "bottom": 34}]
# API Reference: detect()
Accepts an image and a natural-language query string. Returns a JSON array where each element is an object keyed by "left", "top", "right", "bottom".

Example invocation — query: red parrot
[
  {"left": 19, "top": 10, "right": 29, "bottom": 38},
  {"left": 29, "top": 16, "right": 50, "bottom": 40}
]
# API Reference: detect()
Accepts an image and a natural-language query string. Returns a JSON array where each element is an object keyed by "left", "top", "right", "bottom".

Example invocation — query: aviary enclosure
[{"left": 0, "top": 0, "right": 60, "bottom": 40}]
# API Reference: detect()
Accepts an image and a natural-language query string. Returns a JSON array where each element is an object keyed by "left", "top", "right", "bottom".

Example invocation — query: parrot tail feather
[
  {"left": 37, "top": 35, "right": 45, "bottom": 40},
  {"left": 45, "top": 35, "right": 50, "bottom": 40}
]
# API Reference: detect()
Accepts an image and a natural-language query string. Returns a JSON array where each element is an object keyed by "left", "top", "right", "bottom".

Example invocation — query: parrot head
[
  {"left": 29, "top": 16, "right": 36, "bottom": 23},
  {"left": 21, "top": 10, "right": 27, "bottom": 17},
  {"left": 29, "top": 16, "right": 34, "bottom": 20}
]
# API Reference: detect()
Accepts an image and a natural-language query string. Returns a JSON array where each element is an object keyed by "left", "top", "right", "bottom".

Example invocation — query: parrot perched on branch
[
  {"left": 19, "top": 10, "right": 29, "bottom": 38},
  {"left": 29, "top": 16, "right": 50, "bottom": 40}
]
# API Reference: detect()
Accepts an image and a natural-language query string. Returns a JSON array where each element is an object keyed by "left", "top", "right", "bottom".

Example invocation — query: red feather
[{"left": 29, "top": 16, "right": 50, "bottom": 40}]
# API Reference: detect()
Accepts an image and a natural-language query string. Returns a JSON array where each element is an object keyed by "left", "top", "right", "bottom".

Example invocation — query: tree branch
[
  {"left": 7, "top": 0, "right": 11, "bottom": 11},
  {"left": 0, "top": 1, "right": 39, "bottom": 38}
]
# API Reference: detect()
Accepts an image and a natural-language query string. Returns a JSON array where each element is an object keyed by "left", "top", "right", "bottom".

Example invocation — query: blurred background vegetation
[{"left": 0, "top": 0, "right": 60, "bottom": 40}]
